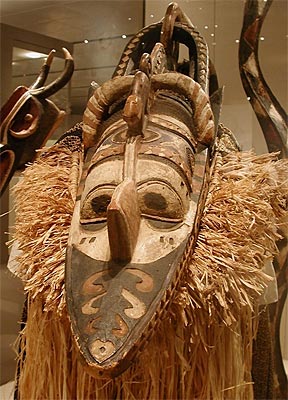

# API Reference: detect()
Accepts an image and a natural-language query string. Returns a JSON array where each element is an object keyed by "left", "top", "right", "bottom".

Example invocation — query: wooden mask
[
  {"left": 0, "top": 48, "right": 74, "bottom": 195},
  {"left": 66, "top": 3, "right": 218, "bottom": 377}
]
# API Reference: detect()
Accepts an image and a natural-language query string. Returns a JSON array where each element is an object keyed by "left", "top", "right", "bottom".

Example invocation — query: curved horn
[
  {"left": 83, "top": 73, "right": 215, "bottom": 150},
  {"left": 151, "top": 73, "right": 215, "bottom": 145},
  {"left": 31, "top": 48, "right": 74, "bottom": 99},
  {"left": 239, "top": 0, "right": 287, "bottom": 158},
  {"left": 160, "top": 2, "right": 193, "bottom": 49},
  {"left": 29, "top": 49, "right": 56, "bottom": 90},
  {"left": 82, "top": 75, "right": 134, "bottom": 150}
]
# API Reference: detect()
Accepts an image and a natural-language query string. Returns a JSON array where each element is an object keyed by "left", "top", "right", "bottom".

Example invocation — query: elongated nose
[{"left": 107, "top": 178, "right": 140, "bottom": 262}]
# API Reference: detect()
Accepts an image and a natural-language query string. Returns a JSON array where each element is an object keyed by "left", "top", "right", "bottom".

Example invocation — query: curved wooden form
[
  {"left": 239, "top": 0, "right": 287, "bottom": 158},
  {"left": 0, "top": 48, "right": 74, "bottom": 195},
  {"left": 239, "top": 1, "right": 288, "bottom": 398}
]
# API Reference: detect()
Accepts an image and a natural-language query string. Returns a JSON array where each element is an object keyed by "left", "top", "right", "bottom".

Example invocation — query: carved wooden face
[
  {"left": 79, "top": 118, "right": 195, "bottom": 261},
  {"left": 66, "top": 95, "right": 208, "bottom": 376}
]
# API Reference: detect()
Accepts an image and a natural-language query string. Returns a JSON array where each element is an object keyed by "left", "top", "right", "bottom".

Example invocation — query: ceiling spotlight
[
  {"left": 128, "top": 17, "right": 132, "bottom": 21},
  {"left": 260, "top": 36, "right": 265, "bottom": 41},
  {"left": 235, "top": 39, "right": 240, "bottom": 43},
  {"left": 84, "top": 39, "right": 89, "bottom": 44},
  {"left": 25, "top": 51, "right": 46, "bottom": 59},
  {"left": 204, "top": 25, "right": 208, "bottom": 29},
  {"left": 215, "top": 24, "right": 218, "bottom": 28},
  {"left": 247, "top": 96, "right": 251, "bottom": 101},
  {"left": 150, "top": 14, "right": 154, "bottom": 18},
  {"left": 122, "top": 34, "right": 127, "bottom": 39},
  {"left": 211, "top": 33, "right": 214, "bottom": 37}
]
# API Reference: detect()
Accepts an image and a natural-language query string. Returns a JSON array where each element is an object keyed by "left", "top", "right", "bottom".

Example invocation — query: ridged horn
[
  {"left": 31, "top": 48, "right": 74, "bottom": 99},
  {"left": 151, "top": 73, "right": 215, "bottom": 145},
  {"left": 29, "top": 49, "right": 56, "bottom": 90},
  {"left": 82, "top": 75, "right": 134, "bottom": 150}
]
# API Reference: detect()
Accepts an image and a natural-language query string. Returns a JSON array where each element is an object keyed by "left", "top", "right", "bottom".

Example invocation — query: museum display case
[{"left": 0, "top": 1, "right": 287, "bottom": 398}]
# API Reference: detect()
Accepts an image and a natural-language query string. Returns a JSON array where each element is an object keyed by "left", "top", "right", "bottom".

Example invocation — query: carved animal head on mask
[
  {"left": 66, "top": 2, "right": 221, "bottom": 377},
  {"left": 0, "top": 48, "right": 74, "bottom": 195}
]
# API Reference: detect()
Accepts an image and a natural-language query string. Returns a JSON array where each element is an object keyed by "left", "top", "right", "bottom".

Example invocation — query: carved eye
[
  {"left": 80, "top": 186, "right": 114, "bottom": 224},
  {"left": 138, "top": 181, "right": 184, "bottom": 222},
  {"left": 9, "top": 97, "right": 41, "bottom": 139},
  {"left": 143, "top": 192, "right": 167, "bottom": 211},
  {"left": 91, "top": 194, "right": 111, "bottom": 215}
]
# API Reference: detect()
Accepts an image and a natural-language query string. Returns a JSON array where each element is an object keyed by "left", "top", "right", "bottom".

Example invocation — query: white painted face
[{"left": 69, "top": 117, "right": 198, "bottom": 264}]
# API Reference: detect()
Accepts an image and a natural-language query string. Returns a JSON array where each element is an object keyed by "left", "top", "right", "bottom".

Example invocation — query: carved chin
[{"left": 65, "top": 240, "right": 187, "bottom": 375}]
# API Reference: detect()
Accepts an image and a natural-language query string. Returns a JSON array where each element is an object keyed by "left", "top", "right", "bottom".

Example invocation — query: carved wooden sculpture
[
  {"left": 0, "top": 48, "right": 74, "bottom": 195},
  {"left": 239, "top": 1, "right": 288, "bottom": 398},
  {"left": 66, "top": 3, "right": 217, "bottom": 375},
  {"left": 10, "top": 3, "right": 288, "bottom": 399}
]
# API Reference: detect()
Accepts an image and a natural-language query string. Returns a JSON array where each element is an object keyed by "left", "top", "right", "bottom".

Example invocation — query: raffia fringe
[
  {"left": 11, "top": 143, "right": 288, "bottom": 399},
  {"left": 16, "top": 297, "right": 255, "bottom": 399}
]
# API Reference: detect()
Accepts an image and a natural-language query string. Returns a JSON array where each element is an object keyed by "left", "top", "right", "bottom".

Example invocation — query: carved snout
[{"left": 107, "top": 179, "right": 140, "bottom": 262}]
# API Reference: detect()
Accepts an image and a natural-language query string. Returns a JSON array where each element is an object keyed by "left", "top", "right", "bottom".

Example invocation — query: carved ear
[
  {"left": 0, "top": 145, "right": 15, "bottom": 195},
  {"left": 9, "top": 96, "right": 42, "bottom": 139}
]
